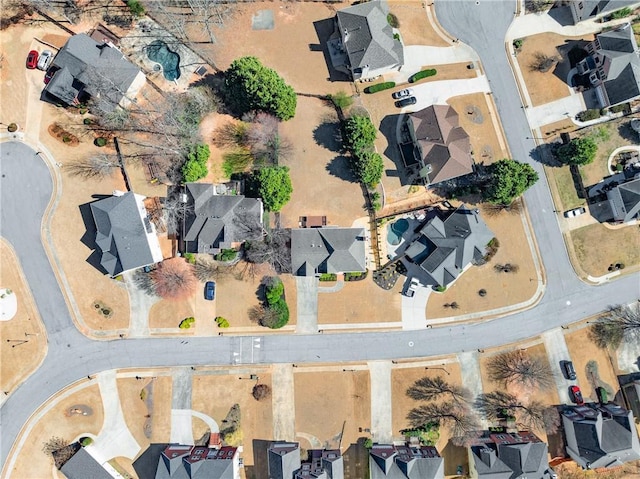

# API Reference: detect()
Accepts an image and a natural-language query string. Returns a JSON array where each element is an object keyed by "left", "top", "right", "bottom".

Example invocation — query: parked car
[
  {"left": 392, "top": 88, "right": 414, "bottom": 99},
  {"left": 564, "top": 207, "right": 586, "bottom": 218},
  {"left": 44, "top": 67, "right": 57, "bottom": 84},
  {"left": 596, "top": 386, "right": 608, "bottom": 404},
  {"left": 404, "top": 278, "right": 420, "bottom": 297},
  {"left": 204, "top": 281, "right": 216, "bottom": 300},
  {"left": 395, "top": 96, "right": 417, "bottom": 108},
  {"left": 37, "top": 50, "right": 53, "bottom": 71},
  {"left": 562, "top": 360, "right": 576, "bottom": 380},
  {"left": 26, "top": 50, "right": 39, "bottom": 69},
  {"left": 570, "top": 385, "right": 584, "bottom": 405}
]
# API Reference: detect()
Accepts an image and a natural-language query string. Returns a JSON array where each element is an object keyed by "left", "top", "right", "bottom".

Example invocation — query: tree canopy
[
  {"left": 254, "top": 166, "right": 293, "bottom": 212},
  {"left": 223, "top": 56, "right": 297, "bottom": 121},
  {"left": 342, "top": 115, "right": 377, "bottom": 154},
  {"left": 353, "top": 150, "right": 384, "bottom": 188},
  {"left": 485, "top": 159, "right": 539, "bottom": 205},
  {"left": 181, "top": 143, "right": 210, "bottom": 183},
  {"left": 556, "top": 137, "right": 597, "bottom": 166}
]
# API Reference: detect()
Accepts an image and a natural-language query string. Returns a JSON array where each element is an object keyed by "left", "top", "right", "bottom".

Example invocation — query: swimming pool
[
  {"left": 387, "top": 218, "right": 409, "bottom": 245},
  {"left": 146, "top": 40, "right": 181, "bottom": 81}
]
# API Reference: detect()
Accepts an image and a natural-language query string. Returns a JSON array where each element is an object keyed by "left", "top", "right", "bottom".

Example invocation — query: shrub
[
  {"left": 393, "top": 33, "right": 400, "bottom": 41},
  {"left": 179, "top": 317, "right": 195, "bottom": 329},
  {"left": 254, "top": 166, "right": 293, "bottom": 212},
  {"left": 387, "top": 12, "right": 399, "bottom": 27},
  {"left": 182, "top": 143, "right": 210, "bottom": 183},
  {"left": 7, "top": 123, "right": 17, "bottom": 132},
  {"left": 252, "top": 383, "right": 272, "bottom": 401},
  {"left": 576, "top": 109, "right": 601, "bottom": 122},
  {"left": 363, "top": 81, "right": 396, "bottom": 94},
  {"left": 216, "top": 316, "right": 230, "bottom": 328},
  {"left": 80, "top": 437, "right": 93, "bottom": 447},
  {"left": 363, "top": 438, "right": 373, "bottom": 449},
  {"left": 94, "top": 137, "right": 107, "bottom": 147},
  {"left": 408, "top": 69, "right": 437, "bottom": 83},
  {"left": 215, "top": 248, "right": 237, "bottom": 262},
  {"left": 345, "top": 272, "right": 365, "bottom": 281},
  {"left": 83, "top": 118, "right": 93, "bottom": 125},
  {"left": 263, "top": 298, "right": 289, "bottom": 329},
  {"left": 609, "top": 103, "right": 629, "bottom": 114},
  {"left": 513, "top": 39, "right": 523, "bottom": 50},
  {"left": 63, "top": 136, "right": 72, "bottom": 143},
  {"left": 265, "top": 277, "right": 285, "bottom": 305},
  {"left": 127, "top": 0, "right": 145, "bottom": 17},
  {"left": 611, "top": 7, "right": 632, "bottom": 18},
  {"left": 434, "top": 285, "right": 447, "bottom": 292},
  {"left": 319, "top": 273, "right": 337, "bottom": 281},
  {"left": 184, "top": 252, "right": 196, "bottom": 264},
  {"left": 329, "top": 91, "right": 354, "bottom": 109}
]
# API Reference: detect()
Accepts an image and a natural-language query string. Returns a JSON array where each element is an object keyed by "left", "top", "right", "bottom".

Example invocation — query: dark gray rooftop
[
  {"left": 571, "top": 0, "right": 638, "bottom": 23},
  {"left": 291, "top": 227, "right": 366, "bottom": 276},
  {"left": 607, "top": 177, "right": 640, "bottom": 222},
  {"left": 61, "top": 448, "right": 112, "bottom": 479},
  {"left": 595, "top": 25, "right": 640, "bottom": 106},
  {"left": 369, "top": 444, "right": 444, "bottom": 479},
  {"left": 268, "top": 442, "right": 301, "bottom": 479}
]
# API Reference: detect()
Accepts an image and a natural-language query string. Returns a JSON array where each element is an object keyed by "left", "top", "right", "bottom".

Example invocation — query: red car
[
  {"left": 44, "top": 67, "right": 58, "bottom": 85},
  {"left": 570, "top": 386, "right": 584, "bottom": 405},
  {"left": 26, "top": 50, "right": 39, "bottom": 69}
]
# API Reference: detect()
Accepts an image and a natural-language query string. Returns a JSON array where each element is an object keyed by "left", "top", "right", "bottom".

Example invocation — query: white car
[
  {"left": 563, "top": 207, "right": 586, "bottom": 218},
  {"left": 404, "top": 278, "right": 421, "bottom": 297},
  {"left": 392, "top": 88, "right": 414, "bottom": 99},
  {"left": 37, "top": 50, "right": 53, "bottom": 71}
]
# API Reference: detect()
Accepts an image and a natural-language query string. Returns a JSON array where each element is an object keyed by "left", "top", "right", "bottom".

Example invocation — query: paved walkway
[
  {"left": 457, "top": 352, "right": 488, "bottom": 428},
  {"left": 295, "top": 277, "right": 318, "bottom": 334},
  {"left": 170, "top": 367, "right": 193, "bottom": 444},
  {"left": 123, "top": 271, "right": 159, "bottom": 338},
  {"left": 541, "top": 329, "right": 572, "bottom": 404},
  {"left": 368, "top": 361, "right": 392, "bottom": 443},
  {"left": 318, "top": 277, "right": 345, "bottom": 293},
  {"left": 271, "top": 364, "right": 296, "bottom": 441},
  {"left": 92, "top": 370, "right": 141, "bottom": 461}
]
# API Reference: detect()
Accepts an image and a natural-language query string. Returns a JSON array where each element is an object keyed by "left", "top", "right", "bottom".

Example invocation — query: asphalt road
[{"left": 1, "top": 2, "right": 640, "bottom": 467}]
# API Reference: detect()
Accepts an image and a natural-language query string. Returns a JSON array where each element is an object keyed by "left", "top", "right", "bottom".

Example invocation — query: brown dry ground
[
  {"left": 191, "top": 370, "right": 273, "bottom": 465},
  {"left": 6, "top": 383, "right": 104, "bottom": 479},
  {"left": 387, "top": 1, "right": 449, "bottom": 47},
  {"left": 149, "top": 298, "right": 195, "bottom": 330},
  {"left": 515, "top": 33, "right": 593, "bottom": 107},
  {"left": 540, "top": 118, "right": 577, "bottom": 140},
  {"left": 317, "top": 276, "right": 402, "bottom": 325},
  {"left": 117, "top": 377, "right": 155, "bottom": 453},
  {"left": 294, "top": 370, "right": 370, "bottom": 449},
  {"left": 0, "top": 240, "right": 48, "bottom": 394},
  {"left": 563, "top": 326, "right": 619, "bottom": 404},
  {"left": 149, "top": 376, "right": 173, "bottom": 443},
  {"left": 427, "top": 204, "right": 538, "bottom": 318},
  {"left": 567, "top": 223, "right": 640, "bottom": 277}
]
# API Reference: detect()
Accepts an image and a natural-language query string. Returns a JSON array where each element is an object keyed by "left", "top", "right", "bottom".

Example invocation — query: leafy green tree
[
  {"left": 223, "top": 56, "right": 297, "bottom": 121},
  {"left": 353, "top": 150, "right": 384, "bottom": 188},
  {"left": 556, "top": 137, "right": 597, "bottom": 166},
  {"left": 127, "top": 0, "right": 145, "bottom": 17},
  {"left": 485, "top": 159, "right": 538, "bottom": 205},
  {"left": 181, "top": 144, "right": 210, "bottom": 182},
  {"left": 255, "top": 166, "right": 293, "bottom": 212},
  {"left": 342, "top": 115, "right": 377, "bottom": 154},
  {"left": 265, "top": 277, "right": 285, "bottom": 305}
]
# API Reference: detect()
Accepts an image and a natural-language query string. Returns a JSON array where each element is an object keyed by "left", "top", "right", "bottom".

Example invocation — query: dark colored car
[
  {"left": 562, "top": 360, "right": 576, "bottom": 380},
  {"left": 26, "top": 50, "right": 39, "bottom": 69},
  {"left": 395, "top": 96, "right": 417, "bottom": 108},
  {"left": 44, "top": 66, "right": 59, "bottom": 85},
  {"left": 570, "top": 385, "right": 584, "bottom": 405},
  {"left": 596, "top": 386, "right": 608, "bottom": 404},
  {"left": 204, "top": 281, "right": 216, "bottom": 300}
]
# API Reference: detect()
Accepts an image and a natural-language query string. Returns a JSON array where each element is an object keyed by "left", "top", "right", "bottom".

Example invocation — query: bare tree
[
  {"left": 252, "top": 384, "right": 272, "bottom": 401},
  {"left": 475, "top": 392, "right": 560, "bottom": 433},
  {"left": 244, "top": 228, "right": 291, "bottom": 274},
  {"left": 530, "top": 52, "right": 558, "bottom": 73},
  {"left": 245, "top": 112, "right": 292, "bottom": 165},
  {"left": 482, "top": 199, "right": 523, "bottom": 217},
  {"left": 66, "top": 154, "right": 121, "bottom": 179},
  {"left": 589, "top": 304, "right": 640, "bottom": 349},
  {"left": 213, "top": 121, "right": 249, "bottom": 149},
  {"left": 248, "top": 304, "right": 280, "bottom": 327},
  {"left": 406, "top": 376, "right": 471, "bottom": 404},
  {"left": 42, "top": 437, "right": 68, "bottom": 455},
  {"left": 132, "top": 268, "right": 157, "bottom": 296},
  {"left": 162, "top": 194, "right": 194, "bottom": 235},
  {"left": 150, "top": 258, "right": 197, "bottom": 300},
  {"left": 487, "top": 350, "right": 554, "bottom": 390},
  {"left": 407, "top": 402, "right": 480, "bottom": 440}
]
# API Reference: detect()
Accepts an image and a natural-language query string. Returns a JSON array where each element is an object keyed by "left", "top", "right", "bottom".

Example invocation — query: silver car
[
  {"left": 392, "top": 88, "right": 414, "bottom": 99},
  {"left": 563, "top": 207, "right": 586, "bottom": 218},
  {"left": 37, "top": 50, "right": 53, "bottom": 71}
]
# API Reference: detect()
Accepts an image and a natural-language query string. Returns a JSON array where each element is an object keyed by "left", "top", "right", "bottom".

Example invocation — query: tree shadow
[
  {"left": 528, "top": 143, "right": 564, "bottom": 167},
  {"left": 312, "top": 17, "right": 351, "bottom": 83},
  {"left": 313, "top": 121, "right": 342, "bottom": 152},
  {"left": 380, "top": 114, "right": 414, "bottom": 186},
  {"left": 325, "top": 155, "right": 357, "bottom": 183},
  {"left": 618, "top": 121, "right": 639, "bottom": 143}
]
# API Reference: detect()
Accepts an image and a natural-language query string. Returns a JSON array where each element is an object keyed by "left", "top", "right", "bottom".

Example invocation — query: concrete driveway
[
  {"left": 526, "top": 94, "right": 584, "bottom": 129},
  {"left": 401, "top": 287, "right": 431, "bottom": 330},
  {"left": 401, "top": 76, "right": 491, "bottom": 112},
  {"left": 296, "top": 277, "right": 318, "bottom": 334},
  {"left": 541, "top": 329, "right": 574, "bottom": 404}
]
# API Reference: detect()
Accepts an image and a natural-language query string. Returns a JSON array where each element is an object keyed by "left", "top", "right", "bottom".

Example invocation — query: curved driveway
[{"left": 2, "top": 2, "right": 640, "bottom": 468}]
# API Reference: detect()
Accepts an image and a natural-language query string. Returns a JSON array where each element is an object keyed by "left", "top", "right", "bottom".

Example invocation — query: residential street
[{"left": 1, "top": 1, "right": 640, "bottom": 468}]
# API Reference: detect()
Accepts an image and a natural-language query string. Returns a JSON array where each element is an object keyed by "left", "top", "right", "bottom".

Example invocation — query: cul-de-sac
[{"left": 1, "top": 1, "right": 640, "bottom": 478}]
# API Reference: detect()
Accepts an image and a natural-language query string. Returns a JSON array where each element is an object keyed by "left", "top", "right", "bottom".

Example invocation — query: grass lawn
[
  {"left": 568, "top": 223, "right": 640, "bottom": 277},
  {"left": 547, "top": 165, "right": 585, "bottom": 211}
]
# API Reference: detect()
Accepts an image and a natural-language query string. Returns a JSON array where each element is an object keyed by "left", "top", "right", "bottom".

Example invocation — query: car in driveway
[
  {"left": 564, "top": 207, "right": 586, "bottom": 218},
  {"left": 395, "top": 96, "right": 417, "bottom": 108},
  {"left": 204, "top": 281, "right": 216, "bottom": 300},
  {"left": 562, "top": 360, "right": 576, "bottom": 380},
  {"left": 44, "top": 66, "right": 59, "bottom": 85},
  {"left": 404, "top": 278, "right": 421, "bottom": 297},
  {"left": 392, "top": 88, "right": 414, "bottom": 99},
  {"left": 26, "top": 50, "right": 39, "bottom": 69},
  {"left": 596, "top": 386, "right": 608, "bottom": 404},
  {"left": 37, "top": 50, "right": 53, "bottom": 71},
  {"left": 569, "top": 385, "right": 584, "bottom": 405}
]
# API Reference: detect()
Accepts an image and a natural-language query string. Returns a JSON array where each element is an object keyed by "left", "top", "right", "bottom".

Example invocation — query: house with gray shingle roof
[
  {"left": 468, "top": 431, "right": 553, "bottom": 479},
  {"left": 268, "top": 443, "right": 344, "bottom": 479},
  {"left": 399, "top": 105, "right": 474, "bottom": 185},
  {"left": 607, "top": 176, "right": 640, "bottom": 222},
  {"left": 562, "top": 403, "right": 640, "bottom": 469},
  {"left": 90, "top": 191, "right": 163, "bottom": 276},
  {"left": 401, "top": 205, "right": 493, "bottom": 288},
  {"left": 368, "top": 443, "right": 443, "bottom": 479},
  {"left": 61, "top": 448, "right": 112, "bottom": 479},
  {"left": 568, "top": 1, "right": 640, "bottom": 24},
  {"left": 576, "top": 23, "right": 640, "bottom": 107},
  {"left": 155, "top": 444, "right": 239, "bottom": 479},
  {"left": 45, "top": 33, "right": 145, "bottom": 112},
  {"left": 328, "top": 0, "right": 404, "bottom": 81},
  {"left": 181, "top": 183, "right": 263, "bottom": 255},
  {"left": 291, "top": 227, "right": 367, "bottom": 277}
]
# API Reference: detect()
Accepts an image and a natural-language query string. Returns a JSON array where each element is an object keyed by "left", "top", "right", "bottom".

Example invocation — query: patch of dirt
[
  {"left": 117, "top": 377, "right": 154, "bottom": 450},
  {"left": 149, "top": 298, "right": 194, "bottom": 330},
  {"left": 540, "top": 118, "right": 577, "bottom": 140},
  {"left": 388, "top": 2, "right": 449, "bottom": 47}
]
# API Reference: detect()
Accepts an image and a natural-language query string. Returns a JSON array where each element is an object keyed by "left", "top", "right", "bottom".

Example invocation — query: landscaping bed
[{"left": 48, "top": 123, "right": 80, "bottom": 146}]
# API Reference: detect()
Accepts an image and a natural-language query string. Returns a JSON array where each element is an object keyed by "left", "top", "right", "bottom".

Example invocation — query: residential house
[
  {"left": 401, "top": 205, "right": 494, "bottom": 288},
  {"left": 290, "top": 227, "right": 367, "bottom": 277},
  {"left": 568, "top": 1, "right": 639, "bottom": 24},
  {"left": 44, "top": 33, "right": 145, "bottom": 112},
  {"left": 181, "top": 183, "right": 263, "bottom": 255},
  {"left": 328, "top": 0, "right": 404, "bottom": 81},
  {"left": 155, "top": 444, "right": 239, "bottom": 479},
  {"left": 588, "top": 173, "right": 640, "bottom": 223},
  {"left": 562, "top": 402, "right": 640, "bottom": 469},
  {"left": 369, "top": 443, "right": 444, "bottom": 479},
  {"left": 468, "top": 430, "right": 554, "bottom": 479},
  {"left": 267, "top": 442, "right": 344, "bottom": 479},
  {"left": 61, "top": 448, "right": 112, "bottom": 479},
  {"left": 575, "top": 23, "right": 640, "bottom": 107},
  {"left": 398, "top": 105, "right": 474, "bottom": 185},
  {"left": 619, "top": 372, "right": 640, "bottom": 420},
  {"left": 606, "top": 176, "right": 640, "bottom": 222},
  {"left": 90, "top": 191, "right": 163, "bottom": 277}
]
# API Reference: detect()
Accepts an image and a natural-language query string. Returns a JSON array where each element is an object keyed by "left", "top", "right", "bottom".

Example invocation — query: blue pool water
[
  {"left": 387, "top": 218, "right": 409, "bottom": 245},
  {"left": 146, "top": 40, "right": 181, "bottom": 81}
]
